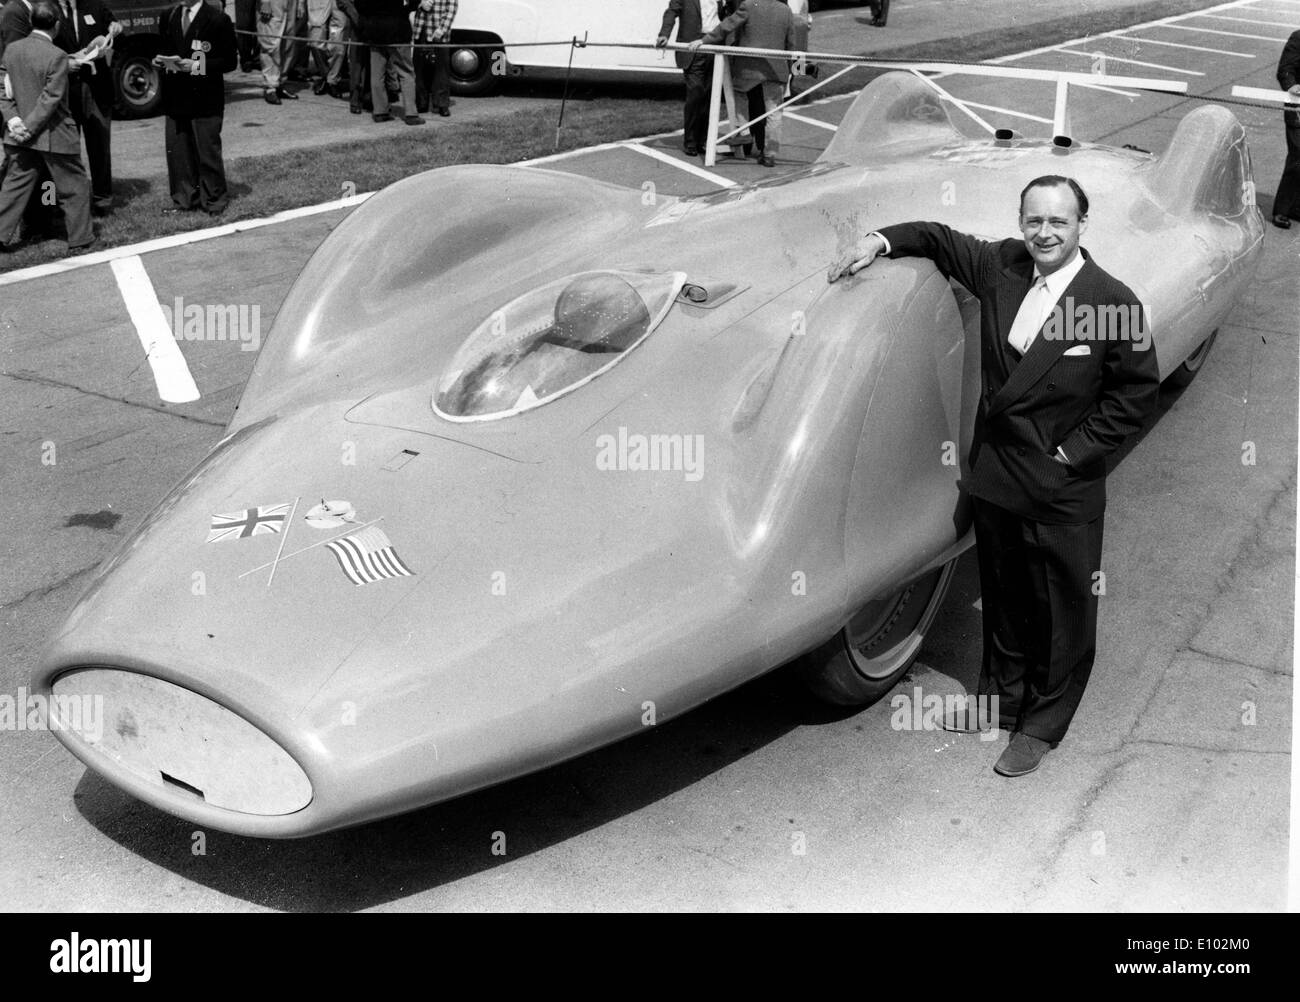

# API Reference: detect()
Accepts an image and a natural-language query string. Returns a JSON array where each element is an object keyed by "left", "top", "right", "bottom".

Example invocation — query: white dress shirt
[
  {"left": 1006, "top": 250, "right": 1086, "bottom": 356},
  {"left": 701, "top": 1, "right": 719, "bottom": 34}
]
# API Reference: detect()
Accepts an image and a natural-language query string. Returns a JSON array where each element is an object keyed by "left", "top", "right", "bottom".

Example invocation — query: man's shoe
[
  {"left": 1273, "top": 213, "right": 1292, "bottom": 229},
  {"left": 68, "top": 240, "right": 97, "bottom": 256},
  {"left": 993, "top": 733, "right": 1056, "bottom": 777},
  {"left": 436, "top": 107, "right": 450, "bottom": 117},
  {"left": 372, "top": 112, "right": 393, "bottom": 123},
  {"left": 312, "top": 77, "right": 329, "bottom": 95},
  {"left": 264, "top": 88, "right": 281, "bottom": 105},
  {"left": 0, "top": 240, "right": 20, "bottom": 253},
  {"left": 404, "top": 115, "right": 425, "bottom": 126},
  {"left": 683, "top": 144, "right": 700, "bottom": 156},
  {"left": 350, "top": 102, "right": 362, "bottom": 114},
  {"left": 277, "top": 86, "right": 299, "bottom": 100},
  {"left": 758, "top": 153, "right": 776, "bottom": 167},
  {"left": 91, "top": 204, "right": 112, "bottom": 218}
]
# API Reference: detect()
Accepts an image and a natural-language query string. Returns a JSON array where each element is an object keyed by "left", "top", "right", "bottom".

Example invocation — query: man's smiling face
[{"left": 1019, "top": 183, "right": 1088, "bottom": 275}]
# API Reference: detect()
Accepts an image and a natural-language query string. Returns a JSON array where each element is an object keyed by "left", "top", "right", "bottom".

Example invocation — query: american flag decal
[
  {"left": 326, "top": 526, "right": 414, "bottom": 585},
  {"left": 207, "top": 502, "right": 292, "bottom": 543}
]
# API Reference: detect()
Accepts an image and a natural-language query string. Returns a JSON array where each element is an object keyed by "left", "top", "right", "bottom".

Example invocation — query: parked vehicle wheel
[
  {"left": 449, "top": 35, "right": 505, "bottom": 97},
  {"left": 115, "top": 52, "right": 163, "bottom": 119},
  {"left": 1163, "top": 329, "right": 1217, "bottom": 388},
  {"left": 799, "top": 557, "right": 958, "bottom": 706}
]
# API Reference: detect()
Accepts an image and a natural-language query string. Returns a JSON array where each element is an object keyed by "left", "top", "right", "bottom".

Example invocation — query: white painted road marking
[
  {"left": 783, "top": 110, "right": 839, "bottom": 131},
  {"left": 1053, "top": 47, "right": 1207, "bottom": 76},
  {"left": 1163, "top": 23, "right": 1292, "bottom": 42},
  {"left": 110, "top": 255, "right": 200, "bottom": 404},
  {"left": 1122, "top": 34, "right": 1256, "bottom": 57},
  {"left": 622, "top": 142, "right": 736, "bottom": 187}
]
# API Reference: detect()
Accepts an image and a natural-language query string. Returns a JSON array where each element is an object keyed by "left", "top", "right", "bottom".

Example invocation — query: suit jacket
[
  {"left": 878, "top": 221, "right": 1160, "bottom": 524},
  {"left": 703, "top": 0, "right": 796, "bottom": 91},
  {"left": 0, "top": 30, "right": 80, "bottom": 154},
  {"left": 660, "top": 0, "right": 706, "bottom": 69},
  {"left": 355, "top": 0, "right": 415, "bottom": 46},
  {"left": 53, "top": 0, "right": 117, "bottom": 107},
  {"left": 1278, "top": 30, "right": 1300, "bottom": 126},
  {"left": 158, "top": 1, "right": 237, "bottom": 120}
]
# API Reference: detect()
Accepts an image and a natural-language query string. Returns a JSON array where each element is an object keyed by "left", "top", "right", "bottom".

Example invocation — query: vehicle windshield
[{"left": 434, "top": 270, "right": 685, "bottom": 421}]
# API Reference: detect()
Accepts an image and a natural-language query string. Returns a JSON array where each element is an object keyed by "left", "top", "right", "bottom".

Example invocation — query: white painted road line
[
  {"left": 0, "top": 193, "right": 374, "bottom": 288},
  {"left": 1163, "top": 23, "right": 1293, "bottom": 42},
  {"left": 783, "top": 110, "right": 839, "bottom": 131},
  {"left": 622, "top": 142, "right": 736, "bottom": 187},
  {"left": 1053, "top": 47, "right": 1207, "bottom": 75},
  {"left": 957, "top": 100, "right": 1053, "bottom": 124},
  {"left": 1120, "top": 34, "right": 1256, "bottom": 57},
  {"left": 1195, "top": 13, "right": 1298, "bottom": 27},
  {"left": 110, "top": 256, "right": 201, "bottom": 404}
]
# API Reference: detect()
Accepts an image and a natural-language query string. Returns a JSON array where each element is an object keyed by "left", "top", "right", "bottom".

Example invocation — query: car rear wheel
[
  {"left": 1164, "top": 329, "right": 1217, "bottom": 388},
  {"left": 799, "top": 557, "right": 957, "bottom": 706},
  {"left": 114, "top": 52, "right": 163, "bottom": 118}
]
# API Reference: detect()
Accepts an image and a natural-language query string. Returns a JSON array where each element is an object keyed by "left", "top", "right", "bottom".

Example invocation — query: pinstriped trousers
[{"left": 972, "top": 496, "right": 1104, "bottom": 744}]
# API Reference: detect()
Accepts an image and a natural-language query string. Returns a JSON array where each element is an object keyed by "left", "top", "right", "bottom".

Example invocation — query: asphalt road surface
[{"left": 0, "top": 0, "right": 1294, "bottom": 911}]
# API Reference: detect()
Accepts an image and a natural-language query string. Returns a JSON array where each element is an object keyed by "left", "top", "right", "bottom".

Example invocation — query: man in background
[
  {"left": 54, "top": 0, "right": 119, "bottom": 216},
  {"left": 356, "top": 0, "right": 420, "bottom": 125},
  {"left": 690, "top": 0, "right": 796, "bottom": 167},
  {"left": 258, "top": 0, "right": 304, "bottom": 103},
  {"left": 411, "top": 0, "right": 453, "bottom": 117},
  {"left": 1271, "top": 29, "right": 1299, "bottom": 228},
  {"left": 157, "top": 0, "right": 237, "bottom": 215},
  {"left": 657, "top": 0, "right": 717, "bottom": 157},
  {"left": 0, "top": 0, "right": 93, "bottom": 252}
]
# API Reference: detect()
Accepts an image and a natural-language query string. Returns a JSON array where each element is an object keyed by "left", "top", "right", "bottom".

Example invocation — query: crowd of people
[
  {"left": 0, "top": 0, "right": 458, "bottom": 253},
  {"left": 245, "top": 0, "right": 456, "bottom": 120}
]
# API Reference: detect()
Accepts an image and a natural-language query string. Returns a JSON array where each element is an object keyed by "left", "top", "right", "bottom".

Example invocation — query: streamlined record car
[{"left": 36, "top": 72, "right": 1264, "bottom": 836}]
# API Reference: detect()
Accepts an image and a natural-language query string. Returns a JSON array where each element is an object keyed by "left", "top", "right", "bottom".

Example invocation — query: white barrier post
[{"left": 705, "top": 52, "right": 725, "bottom": 167}]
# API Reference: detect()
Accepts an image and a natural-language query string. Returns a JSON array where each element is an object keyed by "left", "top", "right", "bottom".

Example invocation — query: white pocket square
[{"left": 1063, "top": 345, "right": 1091, "bottom": 356}]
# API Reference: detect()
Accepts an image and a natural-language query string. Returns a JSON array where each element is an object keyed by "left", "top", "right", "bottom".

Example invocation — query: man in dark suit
[
  {"left": 657, "top": 0, "right": 716, "bottom": 157},
  {"left": 53, "top": 0, "right": 119, "bottom": 216},
  {"left": 1271, "top": 30, "right": 1300, "bottom": 228},
  {"left": 156, "top": 0, "right": 237, "bottom": 214},
  {"left": 0, "top": 0, "right": 93, "bottom": 251},
  {"left": 829, "top": 176, "right": 1160, "bottom": 776}
]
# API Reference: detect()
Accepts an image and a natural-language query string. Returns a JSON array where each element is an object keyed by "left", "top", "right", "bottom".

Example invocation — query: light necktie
[
  {"left": 182, "top": 6, "right": 192, "bottom": 34},
  {"left": 1007, "top": 275, "right": 1051, "bottom": 356}
]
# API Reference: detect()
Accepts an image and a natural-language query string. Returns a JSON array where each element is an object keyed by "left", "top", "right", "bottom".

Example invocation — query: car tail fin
[
  {"left": 819, "top": 71, "right": 963, "bottom": 164},
  {"left": 1143, "top": 104, "right": 1256, "bottom": 220}
]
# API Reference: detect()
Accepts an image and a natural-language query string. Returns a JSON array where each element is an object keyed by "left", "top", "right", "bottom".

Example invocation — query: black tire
[
  {"left": 1163, "top": 329, "right": 1217, "bottom": 388},
  {"left": 799, "top": 557, "right": 958, "bottom": 706},
  {"left": 448, "top": 35, "right": 504, "bottom": 97},
  {"left": 114, "top": 52, "right": 163, "bottom": 119}
]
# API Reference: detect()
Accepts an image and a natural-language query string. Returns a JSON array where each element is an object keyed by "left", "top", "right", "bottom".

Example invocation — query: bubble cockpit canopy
[{"left": 434, "top": 270, "right": 686, "bottom": 421}]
